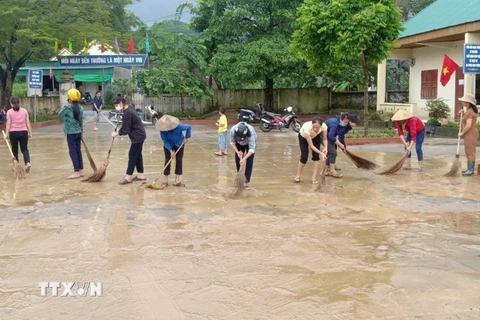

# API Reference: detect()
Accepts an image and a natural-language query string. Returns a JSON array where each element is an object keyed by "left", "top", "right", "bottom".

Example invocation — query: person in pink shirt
[
  {"left": 391, "top": 109, "right": 426, "bottom": 172},
  {"left": 6, "top": 96, "right": 32, "bottom": 172}
]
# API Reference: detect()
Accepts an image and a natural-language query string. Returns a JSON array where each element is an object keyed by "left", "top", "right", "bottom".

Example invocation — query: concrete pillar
[
  {"left": 376, "top": 59, "right": 387, "bottom": 110},
  {"left": 58, "top": 71, "right": 75, "bottom": 107},
  {"left": 464, "top": 33, "right": 480, "bottom": 95}
]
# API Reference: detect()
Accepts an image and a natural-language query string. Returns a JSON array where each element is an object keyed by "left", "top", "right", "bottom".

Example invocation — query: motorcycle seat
[{"left": 266, "top": 111, "right": 281, "bottom": 117}]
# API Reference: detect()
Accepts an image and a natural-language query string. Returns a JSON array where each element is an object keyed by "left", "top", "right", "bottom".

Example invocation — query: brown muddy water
[{"left": 0, "top": 124, "right": 479, "bottom": 319}]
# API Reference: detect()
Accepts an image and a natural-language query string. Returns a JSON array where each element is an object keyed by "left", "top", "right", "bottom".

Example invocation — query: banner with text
[{"left": 56, "top": 55, "right": 148, "bottom": 67}]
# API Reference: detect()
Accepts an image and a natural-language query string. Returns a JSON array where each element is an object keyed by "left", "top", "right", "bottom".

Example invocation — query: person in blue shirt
[
  {"left": 230, "top": 122, "right": 257, "bottom": 190},
  {"left": 92, "top": 91, "right": 103, "bottom": 131},
  {"left": 156, "top": 114, "right": 192, "bottom": 187},
  {"left": 324, "top": 113, "right": 358, "bottom": 178}
]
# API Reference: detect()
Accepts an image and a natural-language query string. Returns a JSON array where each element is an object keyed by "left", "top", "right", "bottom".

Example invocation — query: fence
[{"left": 130, "top": 93, "right": 207, "bottom": 115}]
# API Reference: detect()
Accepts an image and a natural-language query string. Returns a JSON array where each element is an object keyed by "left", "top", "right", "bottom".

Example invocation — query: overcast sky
[{"left": 127, "top": 0, "right": 194, "bottom": 24}]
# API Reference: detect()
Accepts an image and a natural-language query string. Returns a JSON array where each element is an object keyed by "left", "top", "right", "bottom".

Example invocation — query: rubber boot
[{"left": 462, "top": 161, "right": 475, "bottom": 176}]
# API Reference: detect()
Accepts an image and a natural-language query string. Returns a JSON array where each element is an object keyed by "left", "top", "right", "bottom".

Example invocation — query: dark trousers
[
  {"left": 326, "top": 139, "right": 338, "bottom": 165},
  {"left": 10, "top": 130, "right": 30, "bottom": 164},
  {"left": 163, "top": 145, "right": 185, "bottom": 175},
  {"left": 67, "top": 133, "right": 83, "bottom": 172},
  {"left": 299, "top": 133, "right": 322, "bottom": 164},
  {"left": 126, "top": 141, "right": 144, "bottom": 175},
  {"left": 235, "top": 143, "right": 255, "bottom": 182}
]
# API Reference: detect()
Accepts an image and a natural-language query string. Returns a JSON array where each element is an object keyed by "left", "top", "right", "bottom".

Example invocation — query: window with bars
[{"left": 421, "top": 69, "right": 438, "bottom": 99}]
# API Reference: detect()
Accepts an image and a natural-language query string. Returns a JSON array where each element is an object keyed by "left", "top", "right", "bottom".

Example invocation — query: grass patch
[{"left": 346, "top": 128, "right": 397, "bottom": 138}]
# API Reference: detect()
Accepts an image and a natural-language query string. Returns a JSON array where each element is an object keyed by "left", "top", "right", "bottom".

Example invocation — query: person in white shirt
[{"left": 294, "top": 116, "right": 327, "bottom": 184}]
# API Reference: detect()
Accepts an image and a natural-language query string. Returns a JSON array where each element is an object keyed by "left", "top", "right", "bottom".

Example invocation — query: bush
[
  {"left": 423, "top": 98, "right": 450, "bottom": 120},
  {"left": 443, "top": 121, "right": 460, "bottom": 128},
  {"left": 426, "top": 117, "right": 440, "bottom": 126},
  {"left": 369, "top": 110, "right": 394, "bottom": 121},
  {"left": 31, "top": 107, "right": 59, "bottom": 122}
]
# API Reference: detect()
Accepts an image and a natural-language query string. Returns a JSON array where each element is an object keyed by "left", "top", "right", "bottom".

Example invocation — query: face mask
[
  {"left": 463, "top": 106, "right": 468, "bottom": 112},
  {"left": 115, "top": 105, "right": 122, "bottom": 112},
  {"left": 339, "top": 122, "right": 346, "bottom": 127}
]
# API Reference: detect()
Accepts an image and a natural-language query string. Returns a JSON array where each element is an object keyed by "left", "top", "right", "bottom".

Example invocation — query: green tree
[
  {"left": 292, "top": 0, "right": 404, "bottom": 135},
  {"left": 0, "top": 0, "right": 137, "bottom": 108},
  {"left": 396, "top": 0, "right": 435, "bottom": 21},
  {"left": 190, "top": 0, "right": 315, "bottom": 110},
  {"left": 132, "top": 20, "right": 212, "bottom": 107}
]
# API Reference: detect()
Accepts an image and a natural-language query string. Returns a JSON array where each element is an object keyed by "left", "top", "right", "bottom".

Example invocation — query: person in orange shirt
[{"left": 457, "top": 93, "right": 479, "bottom": 176}]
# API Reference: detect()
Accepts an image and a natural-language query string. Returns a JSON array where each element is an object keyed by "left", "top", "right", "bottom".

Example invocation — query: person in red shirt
[{"left": 391, "top": 109, "right": 426, "bottom": 172}]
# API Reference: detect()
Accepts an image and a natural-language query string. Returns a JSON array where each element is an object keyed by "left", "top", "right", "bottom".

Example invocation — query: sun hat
[
  {"left": 458, "top": 93, "right": 477, "bottom": 105},
  {"left": 155, "top": 114, "right": 180, "bottom": 131},
  {"left": 391, "top": 109, "right": 413, "bottom": 121}
]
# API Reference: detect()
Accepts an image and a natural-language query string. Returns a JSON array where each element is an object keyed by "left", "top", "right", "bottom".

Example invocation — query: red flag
[
  {"left": 440, "top": 54, "right": 459, "bottom": 86},
  {"left": 49, "top": 68, "right": 53, "bottom": 79},
  {"left": 128, "top": 37, "right": 135, "bottom": 54}
]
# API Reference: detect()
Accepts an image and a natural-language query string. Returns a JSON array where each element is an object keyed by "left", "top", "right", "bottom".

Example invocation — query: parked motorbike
[
  {"left": 82, "top": 92, "right": 92, "bottom": 105},
  {"left": 0, "top": 106, "right": 6, "bottom": 124},
  {"left": 147, "top": 105, "right": 162, "bottom": 126},
  {"left": 108, "top": 104, "right": 150, "bottom": 126},
  {"left": 237, "top": 102, "right": 265, "bottom": 123},
  {"left": 259, "top": 106, "right": 301, "bottom": 133}
]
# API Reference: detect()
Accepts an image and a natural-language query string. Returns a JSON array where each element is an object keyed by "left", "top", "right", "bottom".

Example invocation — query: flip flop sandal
[
  {"left": 161, "top": 182, "right": 168, "bottom": 187},
  {"left": 214, "top": 152, "right": 223, "bottom": 156},
  {"left": 331, "top": 172, "right": 343, "bottom": 178},
  {"left": 66, "top": 174, "right": 81, "bottom": 179},
  {"left": 132, "top": 176, "right": 147, "bottom": 181},
  {"left": 312, "top": 180, "right": 319, "bottom": 184},
  {"left": 402, "top": 166, "right": 412, "bottom": 170},
  {"left": 26, "top": 164, "right": 31, "bottom": 173},
  {"left": 294, "top": 177, "right": 300, "bottom": 183},
  {"left": 173, "top": 182, "right": 186, "bottom": 187},
  {"left": 118, "top": 178, "right": 132, "bottom": 185}
]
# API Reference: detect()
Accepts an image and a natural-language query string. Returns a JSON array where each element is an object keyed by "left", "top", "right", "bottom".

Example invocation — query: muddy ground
[{"left": 1, "top": 121, "right": 479, "bottom": 319}]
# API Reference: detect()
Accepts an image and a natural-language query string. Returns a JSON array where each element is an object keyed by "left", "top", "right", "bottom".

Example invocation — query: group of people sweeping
[{"left": 3, "top": 89, "right": 478, "bottom": 186}]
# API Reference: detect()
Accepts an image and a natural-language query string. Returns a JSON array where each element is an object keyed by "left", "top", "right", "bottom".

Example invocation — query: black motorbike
[
  {"left": 259, "top": 106, "right": 301, "bottom": 133},
  {"left": 237, "top": 102, "right": 265, "bottom": 123},
  {"left": 108, "top": 104, "right": 148, "bottom": 125},
  {"left": 82, "top": 92, "right": 92, "bottom": 104}
]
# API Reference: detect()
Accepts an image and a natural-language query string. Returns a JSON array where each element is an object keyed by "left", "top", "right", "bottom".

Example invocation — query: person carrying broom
[
  {"left": 457, "top": 93, "right": 478, "bottom": 176},
  {"left": 324, "top": 113, "right": 358, "bottom": 178},
  {"left": 156, "top": 114, "right": 191, "bottom": 187},
  {"left": 391, "top": 109, "right": 425, "bottom": 172},
  {"left": 294, "top": 116, "right": 328, "bottom": 184},
  {"left": 5, "top": 96, "right": 32, "bottom": 173},
  {"left": 58, "top": 89, "right": 84, "bottom": 179},
  {"left": 110, "top": 94, "right": 147, "bottom": 184},
  {"left": 230, "top": 122, "right": 257, "bottom": 190}
]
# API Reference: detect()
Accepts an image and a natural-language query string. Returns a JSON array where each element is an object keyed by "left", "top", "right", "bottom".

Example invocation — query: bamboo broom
[
  {"left": 342, "top": 148, "right": 378, "bottom": 170},
  {"left": 81, "top": 138, "right": 97, "bottom": 172},
  {"left": 375, "top": 151, "right": 409, "bottom": 175},
  {"left": 444, "top": 112, "right": 463, "bottom": 177},
  {"left": 231, "top": 153, "right": 247, "bottom": 198},
  {"left": 2, "top": 130, "right": 26, "bottom": 179},
  {"left": 143, "top": 143, "right": 184, "bottom": 190}
]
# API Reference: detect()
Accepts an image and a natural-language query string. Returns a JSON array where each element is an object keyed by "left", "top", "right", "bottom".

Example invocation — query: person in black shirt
[{"left": 111, "top": 94, "right": 147, "bottom": 184}]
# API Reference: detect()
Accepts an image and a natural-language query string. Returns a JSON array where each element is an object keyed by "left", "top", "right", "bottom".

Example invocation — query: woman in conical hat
[
  {"left": 392, "top": 109, "right": 426, "bottom": 172},
  {"left": 457, "top": 93, "right": 478, "bottom": 176},
  {"left": 156, "top": 114, "right": 192, "bottom": 187}
]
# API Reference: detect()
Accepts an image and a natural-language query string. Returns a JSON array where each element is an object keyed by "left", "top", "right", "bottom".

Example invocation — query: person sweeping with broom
[
  {"left": 156, "top": 114, "right": 191, "bottom": 187},
  {"left": 58, "top": 89, "right": 84, "bottom": 179},
  {"left": 230, "top": 122, "right": 257, "bottom": 190},
  {"left": 294, "top": 116, "right": 327, "bottom": 184},
  {"left": 391, "top": 109, "right": 425, "bottom": 172},
  {"left": 5, "top": 96, "right": 32, "bottom": 173},
  {"left": 324, "top": 113, "right": 358, "bottom": 178},
  {"left": 457, "top": 93, "right": 478, "bottom": 176},
  {"left": 110, "top": 94, "right": 147, "bottom": 184}
]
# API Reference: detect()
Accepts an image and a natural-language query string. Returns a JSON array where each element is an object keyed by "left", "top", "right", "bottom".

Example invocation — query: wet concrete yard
[{"left": 1, "top": 122, "right": 480, "bottom": 319}]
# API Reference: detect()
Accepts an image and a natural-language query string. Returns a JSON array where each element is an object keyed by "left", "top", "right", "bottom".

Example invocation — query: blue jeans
[
  {"left": 406, "top": 128, "right": 425, "bottom": 161},
  {"left": 67, "top": 133, "right": 83, "bottom": 171},
  {"left": 218, "top": 131, "right": 227, "bottom": 150}
]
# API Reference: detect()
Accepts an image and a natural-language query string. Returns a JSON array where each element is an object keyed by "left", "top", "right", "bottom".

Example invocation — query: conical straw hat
[
  {"left": 155, "top": 115, "right": 180, "bottom": 131},
  {"left": 391, "top": 109, "right": 413, "bottom": 121},
  {"left": 458, "top": 93, "right": 477, "bottom": 105}
]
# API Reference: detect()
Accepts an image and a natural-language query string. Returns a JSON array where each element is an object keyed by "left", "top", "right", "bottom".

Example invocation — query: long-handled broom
[
  {"left": 81, "top": 138, "right": 97, "bottom": 172},
  {"left": 320, "top": 156, "right": 328, "bottom": 187},
  {"left": 143, "top": 143, "right": 184, "bottom": 190},
  {"left": 375, "top": 151, "right": 409, "bottom": 175},
  {"left": 2, "top": 130, "right": 26, "bottom": 179},
  {"left": 444, "top": 112, "right": 463, "bottom": 177},
  {"left": 342, "top": 148, "right": 378, "bottom": 170},
  {"left": 82, "top": 121, "right": 121, "bottom": 182},
  {"left": 232, "top": 152, "right": 247, "bottom": 198}
]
